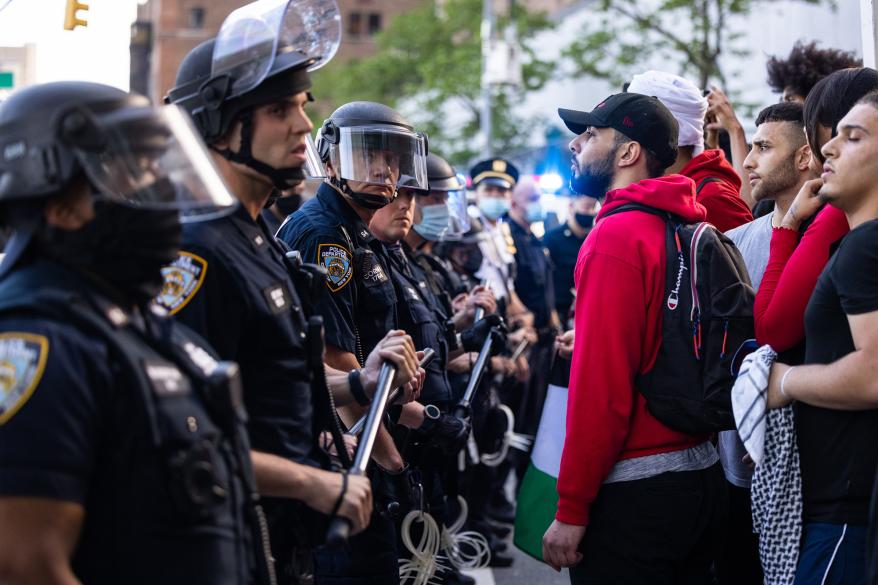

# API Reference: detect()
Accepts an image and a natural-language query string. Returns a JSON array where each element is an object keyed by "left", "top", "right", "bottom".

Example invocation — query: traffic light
[{"left": 64, "top": 0, "right": 88, "bottom": 30}]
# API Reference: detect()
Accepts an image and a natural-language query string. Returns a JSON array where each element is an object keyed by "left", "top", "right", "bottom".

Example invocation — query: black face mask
[
  {"left": 273, "top": 193, "right": 303, "bottom": 216},
  {"left": 333, "top": 177, "right": 396, "bottom": 210},
  {"left": 459, "top": 246, "right": 483, "bottom": 276},
  {"left": 40, "top": 200, "right": 182, "bottom": 305},
  {"left": 574, "top": 213, "right": 595, "bottom": 229},
  {"left": 570, "top": 150, "right": 615, "bottom": 198}
]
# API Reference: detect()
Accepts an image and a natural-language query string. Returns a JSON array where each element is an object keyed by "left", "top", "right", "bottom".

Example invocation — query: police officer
[
  {"left": 403, "top": 154, "right": 497, "bottom": 344},
  {"left": 0, "top": 81, "right": 270, "bottom": 584},
  {"left": 543, "top": 194, "right": 599, "bottom": 327},
  {"left": 277, "top": 100, "right": 429, "bottom": 585},
  {"left": 162, "top": 4, "right": 420, "bottom": 582},
  {"left": 371, "top": 182, "right": 507, "bottom": 585}
]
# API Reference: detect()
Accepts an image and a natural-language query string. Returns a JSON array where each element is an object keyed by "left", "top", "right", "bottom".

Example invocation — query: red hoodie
[
  {"left": 555, "top": 175, "right": 709, "bottom": 526},
  {"left": 680, "top": 149, "right": 753, "bottom": 232}
]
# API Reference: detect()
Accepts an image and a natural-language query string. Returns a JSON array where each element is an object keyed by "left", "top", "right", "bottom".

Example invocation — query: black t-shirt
[
  {"left": 798, "top": 218, "right": 878, "bottom": 525},
  {"left": 543, "top": 223, "right": 586, "bottom": 325}
]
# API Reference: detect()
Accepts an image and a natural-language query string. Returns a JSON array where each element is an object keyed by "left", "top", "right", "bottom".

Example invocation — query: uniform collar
[
  {"left": 316, "top": 182, "right": 375, "bottom": 246},
  {"left": 229, "top": 204, "right": 271, "bottom": 252}
]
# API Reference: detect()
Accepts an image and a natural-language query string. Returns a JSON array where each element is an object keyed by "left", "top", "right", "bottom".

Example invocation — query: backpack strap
[
  {"left": 695, "top": 177, "right": 721, "bottom": 195},
  {"left": 601, "top": 202, "right": 680, "bottom": 224}
]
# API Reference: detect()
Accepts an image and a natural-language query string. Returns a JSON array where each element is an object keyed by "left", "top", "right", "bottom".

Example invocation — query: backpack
[{"left": 604, "top": 186, "right": 755, "bottom": 434}]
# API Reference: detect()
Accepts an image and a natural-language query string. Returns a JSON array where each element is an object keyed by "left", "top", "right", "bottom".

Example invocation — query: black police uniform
[
  {"left": 278, "top": 183, "right": 397, "bottom": 363},
  {"left": 277, "top": 182, "right": 401, "bottom": 585},
  {"left": 0, "top": 259, "right": 269, "bottom": 585},
  {"left": 156, "top": 204, "right": 335, "bottom": 583},
  {"left": 543, "top": 222, "right": 587, "bottom": 326},
  {"left": 504, "top": 215, "right": 554, "bottom": 330}
]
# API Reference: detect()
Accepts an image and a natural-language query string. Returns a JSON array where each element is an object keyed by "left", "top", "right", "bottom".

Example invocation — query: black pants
[
  {"left": 569, "top": 463, "right": 728, "bottom": 585},
  {"left": 715, "top": 482, "right": 762, "bottom": 585}
]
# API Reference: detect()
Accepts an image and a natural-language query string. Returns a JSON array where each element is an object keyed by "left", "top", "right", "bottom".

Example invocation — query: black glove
[
  {"left": 460, "top": 314, "right": 506, "bottom": 354},
  {"left": 419, "top": 409, "right": 471, "bottom": 455}
]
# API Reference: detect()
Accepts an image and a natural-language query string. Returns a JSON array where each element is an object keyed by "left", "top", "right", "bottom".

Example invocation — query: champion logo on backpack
[{"left": 604, "top": 202, "right": 755, "bottom": 434}]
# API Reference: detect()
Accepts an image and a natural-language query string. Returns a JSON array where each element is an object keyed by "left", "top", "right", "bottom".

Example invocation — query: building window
[
  {"left": 347, "top": 12, "right": 363, "bottom": 37},
  {"left": 189, "top": 7, "right": 205, "bottom": 29},
  {"left": 368, "top": 13, "right": 382, "bottom": 35}
]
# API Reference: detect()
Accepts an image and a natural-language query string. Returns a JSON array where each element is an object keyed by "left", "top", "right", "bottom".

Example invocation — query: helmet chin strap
[
  {"left": 213, "top": 109, "right": 306, "bottom": 191},
  {"left": 331, "top": 176, "right": 397, "bottom": 210}
]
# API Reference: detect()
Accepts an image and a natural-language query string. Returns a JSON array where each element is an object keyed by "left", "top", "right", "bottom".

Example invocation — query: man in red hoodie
[{"left": 542, "top": 92, "right": 727, "bottom": 584}]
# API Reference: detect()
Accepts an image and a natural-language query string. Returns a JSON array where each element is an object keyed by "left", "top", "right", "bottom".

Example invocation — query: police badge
[
  {"left": 318, "top": 243, "right": 353, "bottom": 292},
  {"left": 157, "top": 252, "right": 208, "bottom": 315},
  {"left": 0, "top": 333, "right": 49, "bottom": 425}
]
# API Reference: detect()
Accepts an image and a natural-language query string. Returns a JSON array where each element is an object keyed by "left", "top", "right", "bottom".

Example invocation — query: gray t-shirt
[{"left": 720, "top": 213, "right": 774, "bottom": 488}]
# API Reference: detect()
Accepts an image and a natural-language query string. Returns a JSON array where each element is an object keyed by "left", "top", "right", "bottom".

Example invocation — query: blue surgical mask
[
  {"left": 413, "top": 203, "right": 450, "bottom": 241},
  {"left": 525, "top": 201, "right": 545, "bottom": 223},
  {"left": 478, "top": 198, "right": 510, "bottom": 220}
]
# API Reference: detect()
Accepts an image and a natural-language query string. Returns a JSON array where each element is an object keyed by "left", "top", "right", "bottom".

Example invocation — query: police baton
[
  {"left": 472, "top": 280, "right": 491, "bottom": 323},
  {"left": 326, "top": 360, "right": 397, "bottom": 546},
  {"left": 347, "top": 348, "right": 436, "bottom": 436},
  {"left": 453, "top": 329, "right": 497, "bottom": 420}
]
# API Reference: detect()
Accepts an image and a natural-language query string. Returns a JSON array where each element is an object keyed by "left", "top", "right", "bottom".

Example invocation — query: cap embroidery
[{"left": 622, "top": 116, "right": 635, "bottom": 128}]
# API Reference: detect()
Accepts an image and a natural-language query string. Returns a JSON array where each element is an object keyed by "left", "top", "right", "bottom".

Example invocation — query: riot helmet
[
  {"left": 314, "top": 101, "right": 428, "bottom": 210},
  {"left": 166, "top": 0, "right": 341, "bottom": 190},
  {"left": 0, "top": 80, "right": 235, "bottom": 295},
  {"left": 412, "top": 153, "right": 469, "bottom": 241}
]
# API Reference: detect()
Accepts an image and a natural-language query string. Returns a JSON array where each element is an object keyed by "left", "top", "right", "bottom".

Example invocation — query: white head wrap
[{"left": 628, "top": 70, "right": 708, "bottom": 156}]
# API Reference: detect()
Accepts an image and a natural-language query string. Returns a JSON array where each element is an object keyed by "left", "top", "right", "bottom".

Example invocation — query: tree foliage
[
  {"left": 309, "top": 0, "right": 555, "bottom": 165},
  {"left": 563, "top": 0, "right": 825, "bottom": 92}
]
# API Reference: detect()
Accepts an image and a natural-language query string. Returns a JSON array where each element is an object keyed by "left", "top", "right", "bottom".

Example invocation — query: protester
[
  {"left": 628, "top": 70, "right": 753, "bottom": 230},
  {"left": 755, "top": 68, "right": 878, "bottom": 353},
  {"left": 766, "top": 41, "right": 862, "bottom": 104},
  {"left": 717, "top": 101, "right": 814, "bottom": 585},
  {"left": 542, "top": 92, "right": 725, "bottom": 583},
  {"left": 765, "top": 90, "right": 878, "bottom": 585}
]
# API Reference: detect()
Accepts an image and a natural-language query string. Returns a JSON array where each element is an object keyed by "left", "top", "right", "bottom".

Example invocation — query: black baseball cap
[{"left": 558, "top": 93, "right": 680, "bottom": 168}]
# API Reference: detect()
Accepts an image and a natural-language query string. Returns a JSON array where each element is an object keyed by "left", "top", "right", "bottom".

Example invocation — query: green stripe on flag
[{"left": 514, "top": 461, "right": 559, "bottom": 561}]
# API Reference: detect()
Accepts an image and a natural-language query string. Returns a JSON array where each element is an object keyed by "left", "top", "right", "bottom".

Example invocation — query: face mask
[
  {"left": 413, "top": 203, "right": 450, "bottom": 241},
  {"left": 478, "top": 198, "right": 510, "bottom": 221},
  {"left": 273, "top": 193, "right": 303, "bottom": 216},
  {"left": 40, "top": 200, "right": 182, "bottom": 304},
  {"left": 574, "top": 213, "right": 595, "bottom": 229},
  {"left": 460, "top": 246, "right": 484, "bottom": 276},
  {"left": 570, "top": 149, "right": 615, "bottom": 198},
  {"left": 525, "top": 201, "right": 545, "bottom": 223}
]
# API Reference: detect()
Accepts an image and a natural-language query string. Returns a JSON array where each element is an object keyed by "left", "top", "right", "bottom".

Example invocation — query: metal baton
[
  {"left": 509, "top": 337, "right": 530, "bottom": 362},
  {"left": 325, "top": 361, "right": 397, "bottom": 546},
  {"left": 453, "top": 330, "right": 495, "bottom": 419},
  {"left": 472, "top": 280, "right": 490, "bottom": 323},
  {"left": 346, "top": 348, "right": 437, "bottom": 436}
]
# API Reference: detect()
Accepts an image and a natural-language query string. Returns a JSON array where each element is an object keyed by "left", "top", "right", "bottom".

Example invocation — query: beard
[
  {"left": 752, "top": 155, "right": 800, "bottom": 202},
  {"left": 570, "top": 150, "right": 615, "bottom": 198}
]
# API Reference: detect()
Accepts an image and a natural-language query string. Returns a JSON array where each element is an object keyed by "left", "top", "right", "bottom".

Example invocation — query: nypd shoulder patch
[
  {"left": 318, "top": 243, "right": 353, "bottom": 293},
  {"left": 156, "top": 252, "right": 208, "bottom": 315},
  {"left": 0, "top": 333, "right": 49, "bottom": 425}
]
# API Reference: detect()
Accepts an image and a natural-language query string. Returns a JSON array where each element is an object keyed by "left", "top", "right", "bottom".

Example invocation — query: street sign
[{"left": 0, "top": 72, "right": 13, "bottom": 89}]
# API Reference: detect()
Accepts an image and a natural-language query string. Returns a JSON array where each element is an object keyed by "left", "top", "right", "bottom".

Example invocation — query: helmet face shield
[
  {"left": 445, "top": 185, "right": 470, "bottom": 239},
  {"left": 304, "top": 132, "right": 327, "bottom": 179},
  {"left": 75, "top": 105, "right": 236, "bottom": 222},
  {"left": 212, "top": 0, "right": 341, "bottom": 98},
  {"left": 328, "top": 126, "right": 428, "bottom": 191}
]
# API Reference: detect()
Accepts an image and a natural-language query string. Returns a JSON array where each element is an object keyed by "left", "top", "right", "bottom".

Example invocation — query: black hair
[
  {"left": 611, "top": 129, "right": 666, "bottom": 178},
  {"left": 804, "top": 68, "right": 878, "bottom": 162},
  {"left": 755, "top": 102, "right": 804, "bottom": 126},
  {"left": 856, "top": 90, "right": 878, "bottom": 110},
  {"left": 766, "top": 41, "right": 861, "bottom": 98}
]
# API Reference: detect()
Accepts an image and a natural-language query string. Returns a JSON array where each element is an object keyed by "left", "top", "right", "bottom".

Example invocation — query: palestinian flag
[{"left": 513, "top": 383, "right": 567, "bottom": 561}]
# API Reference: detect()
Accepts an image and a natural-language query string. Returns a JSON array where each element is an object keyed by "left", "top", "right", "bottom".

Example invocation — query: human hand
[
  {"left": 515, "top": 354, "right": 530, "bottom": 383},
  {"left": 460, "top": 314, "right": 506, "bottom": 354},
  {"left": 781, "top": 178, "right": 823, "bottom": 231},
  {"left": 448, "top": 353, "right": 476, "bottom": 374},
  {"left": 362, "top": 330, "right": 419, "bottom": 396},
  {"left": 706, "top": 87, "right": 744, "bottom": 137},
  {"left": 304, "top": 469, "right": 373, "bottom": 535},
  {"left": 555, "top": 329, "right": 575, "bottom": 360},
  {"left": 542, "top": 519, "right": 586, "bottom": 572},
  {"left": 321, "top": 430, "right": 358, "bottom": 461},
  {"left": 509, "top": 325, "right": 538, "bottom": 346}
]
